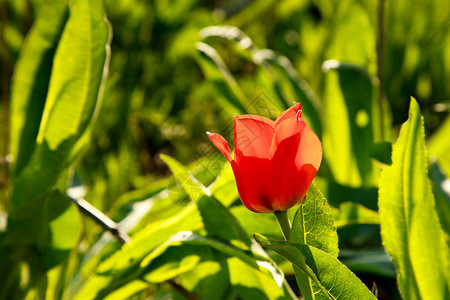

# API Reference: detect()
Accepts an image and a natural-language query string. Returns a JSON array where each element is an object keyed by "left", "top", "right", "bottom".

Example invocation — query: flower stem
[
  {"left": 274, "top": 210, "right": 291, "bottom": 240},
  {"left": 275, "top": 209, "right": 315, "bottom": 300}
]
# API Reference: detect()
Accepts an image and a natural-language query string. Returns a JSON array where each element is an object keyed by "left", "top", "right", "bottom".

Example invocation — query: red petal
[
  {"left": 234, "top": 115, "right": 274, "bottom": 163},
  {"left": 269, "top": 116, "right": 322, "bottom": 209},
  {"left": 296, "top": 119, "right": 322, "bottom": 171},
  {"left": 274, "top": 102, "right": 302, "bottom": 128},
  {"left": 231, "top": 157, "right": 275, "bottom": 213},
  {"left": 207, "top": 132, "right": 232, "bottom": 162}
]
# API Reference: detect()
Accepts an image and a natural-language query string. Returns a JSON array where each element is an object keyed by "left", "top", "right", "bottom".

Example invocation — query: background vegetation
[{"left": 0, "top": 0, "right": 449, "bottom": 299}]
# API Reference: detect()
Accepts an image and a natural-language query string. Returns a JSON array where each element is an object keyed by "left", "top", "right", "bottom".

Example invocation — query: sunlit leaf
[
  {"left": 9, "top": 0, "right": 68, "bottom": 177},
  {"left": 326, "top": 4, "right": 376, "bottom": 72},
  {"left": 291, "top": 183, "right": 338, "bottom": 256},
  {"left": 10, "top": 0, "right": 111, "bottom": 212},
  {"left": 378, "top": 98, "right": 450, "bottom": 300},
  {"left": 254, "top": 233, "right": 377, "bottom": 300},
  {"left": 227, "top": 257, "right": 296, "bottom": 300},
  {"left": 322, "top": 61, "right": 378, "bottom": 188},
  {"left": 291, "top": 183, "right": 338, "bottom": 300}
]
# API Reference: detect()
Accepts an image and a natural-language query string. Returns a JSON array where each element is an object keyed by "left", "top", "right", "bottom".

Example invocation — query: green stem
[
  {"left": 274, "top": 210, "right": 291, "bottom": 240},
  {"left": 275, "top": 208, "right": 316, "bottom": 300}
]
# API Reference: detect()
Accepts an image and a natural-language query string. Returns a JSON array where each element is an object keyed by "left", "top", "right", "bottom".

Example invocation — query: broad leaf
[
  {"left": 291, "top": 183, "right": 338, "bottom": 257},
  {"left": 291, "top": 182, "right": 338, "bottom": 300},
  {"left": 10, "top": 0, "right": 111, "bottom": 212},
  {"left": 9, "top": 0, "right": 68, "bottom": 177},
  {"left": 254, "top": 234, "right": 376, "bottom": 300},
  {"left": 378, "top": 98, "right": 450, "bottom": 300},
  {"left": 322, "top": 62, "right": 378, "bottom": 188}
]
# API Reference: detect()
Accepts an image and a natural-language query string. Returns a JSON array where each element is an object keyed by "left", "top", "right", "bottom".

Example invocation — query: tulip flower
[{"left": 207, "top": 103, "right": 322, "bottom": 214}]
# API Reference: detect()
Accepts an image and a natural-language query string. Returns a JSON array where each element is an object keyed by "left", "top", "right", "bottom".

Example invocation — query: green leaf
[
  {"left": 254, "top": 233, "right": 377, "bottom": 300},
  {"left": 103, "top": 280, "right": 149, "bottom": 300},
  {"left": 177, "top": 260, "right": 231, "bottom": 300},
  {"left": 160, "top": 154, "right": 209, "bottom": 204},
  {"left": 209, "top": 162, "right": 239, "bottom": 207},
  {"left": 291, "top": 182, "right": 338, "bottom": 257},
  {"left": 322, "top": 62, "right": 378, "bottom": 188},
  {"left": 197, "top": 195, "right": 252, "bottom": 250},
  {"left": 9, "top": 0, "right": 68, "bottom": 177},
  {"left": 231, "top": 206, "right": 281, "bottom": 237},
  {"left": 73, "top": 206, "right": 202, "bottom": 300},
  {"left": 378, "top": 98, "right": 450, "bottom": 300},
  {"left": 326, "top": 4, "right": 376, "bottom": 70},
  {"left": 142, "top": 232, "right": 273, "bottom": 276},
  {"left": 10, "top": 0, "right": 111, "bottom": 212},
  {"left": 227, "top": 256, "right": 296, "bottom": 300},
  {"left": 290, "top": 183, "right": 338, "bottom": 300},
  {"left": 142, "top": 243, "right": 209, "bottom": 283}
]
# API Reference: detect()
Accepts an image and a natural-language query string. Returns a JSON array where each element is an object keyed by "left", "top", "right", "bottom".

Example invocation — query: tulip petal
[
  {"left": 234, "top": 115, "right": 274, "bottom": 163},
  {"left": 274, "top": 102, "right": 302, "bottom": 128},
  {"left": 270, "top": 116, "right": 322, "bottom": 210},
  {"left": 207, "top": 132, "right": 232, "bottom": 162},
  {"left": 231, "top": 157, "right": 275, "bottom": 213}
]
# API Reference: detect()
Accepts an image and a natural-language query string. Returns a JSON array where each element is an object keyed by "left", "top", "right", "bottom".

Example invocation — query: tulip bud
[{"left": 207, "top": 103, "right": 322, "bottom": 213}]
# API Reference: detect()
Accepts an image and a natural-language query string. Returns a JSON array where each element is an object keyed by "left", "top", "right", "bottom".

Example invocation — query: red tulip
[{"left": 207, "top": 103, "right": 322, "bottom": 213}]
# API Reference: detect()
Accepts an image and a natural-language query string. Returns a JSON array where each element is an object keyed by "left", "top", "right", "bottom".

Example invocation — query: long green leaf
[
  {"left": 291, "top": 183, "right": 338, "bottom": 300},
  {"left": 9, "top": 0, "right": 68, "bottom": 177},
  {"left": 378, "top": 98, "right": 450, "bottom": 300},
  {"left": 254, "top": 233, "right": 376, "bottom": 300},
  {"left": 322, "top": 61, "right": 378, "bottom": 188},
  {"left": 10, "top": 0, "right": 111, "bottom": 212}
]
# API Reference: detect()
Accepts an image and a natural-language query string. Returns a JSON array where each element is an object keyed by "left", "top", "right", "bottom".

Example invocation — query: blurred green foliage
[{"left": 0, "top": 0, "right": 449, "bottom": 299}]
